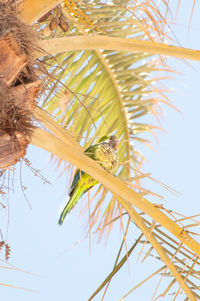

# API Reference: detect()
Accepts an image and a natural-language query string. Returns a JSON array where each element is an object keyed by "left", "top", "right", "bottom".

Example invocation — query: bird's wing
[
  {"left": 84, "top": 144, "right": 99, "bottom": 160},
  {"left": 69, "top": 144, "right": 99, "bottom": 196},
  {"left": 69, "top": 169, "right": 84, "bottom": 197}
]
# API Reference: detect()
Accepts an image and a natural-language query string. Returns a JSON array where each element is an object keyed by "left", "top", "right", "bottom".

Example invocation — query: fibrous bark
[{"left": 0, "top": 1, "right": 41, "bottom": 169}]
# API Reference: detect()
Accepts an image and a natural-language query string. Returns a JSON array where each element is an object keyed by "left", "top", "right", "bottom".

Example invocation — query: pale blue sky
[{"left": 1, "top": 1, "right": 200, "bottom": 300}]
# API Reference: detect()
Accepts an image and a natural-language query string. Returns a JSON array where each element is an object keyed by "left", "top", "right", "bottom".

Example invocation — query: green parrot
[{"left": 58, "top": 135, "right": 118, "bottom": 225}]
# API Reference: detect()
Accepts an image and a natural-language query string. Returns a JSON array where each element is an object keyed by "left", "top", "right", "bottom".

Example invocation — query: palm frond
[{"left": 39, "top": 0, "right": 171, "bottom": 233}]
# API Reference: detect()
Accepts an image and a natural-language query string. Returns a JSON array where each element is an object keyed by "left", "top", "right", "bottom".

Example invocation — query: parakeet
[{"left": 58, "top": 135, "right": 118, "bottom": 225}]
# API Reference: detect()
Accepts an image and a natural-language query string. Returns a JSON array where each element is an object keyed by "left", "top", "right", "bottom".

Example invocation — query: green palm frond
[{"left": 39, "top": 0, "right": 170, "bottom": 231}]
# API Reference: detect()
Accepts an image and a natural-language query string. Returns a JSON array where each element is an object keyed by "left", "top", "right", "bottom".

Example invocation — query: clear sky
[{"left": 1, "top": 1, "right": 200, "bottom": 300}]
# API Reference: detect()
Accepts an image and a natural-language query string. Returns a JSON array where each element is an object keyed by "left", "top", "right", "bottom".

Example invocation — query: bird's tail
[{"left": 58, "top": 186, "right": 84, "bottom": 225}]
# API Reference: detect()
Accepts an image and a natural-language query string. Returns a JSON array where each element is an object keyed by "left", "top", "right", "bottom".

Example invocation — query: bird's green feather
[
  {"left": 58, "top": 172, "right": 98, "bottom": 225},
  {"left": 69, "top": 170, "right": 84, "bottom": 197},
  {"left": 84, "top": 144, "right": 99, "bottom": 160},
  {"left": 58, "top": 185, "right": 84, "bottom": 225}
]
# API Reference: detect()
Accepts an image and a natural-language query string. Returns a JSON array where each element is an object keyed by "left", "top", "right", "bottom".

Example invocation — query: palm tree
[{"left": 0, "top": 0, "right": 200, "bottom": 299}]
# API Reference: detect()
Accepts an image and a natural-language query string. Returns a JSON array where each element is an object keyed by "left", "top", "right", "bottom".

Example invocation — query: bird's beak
[{"left": 113, "top": 141, "right": 118, "bottom": 150}]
